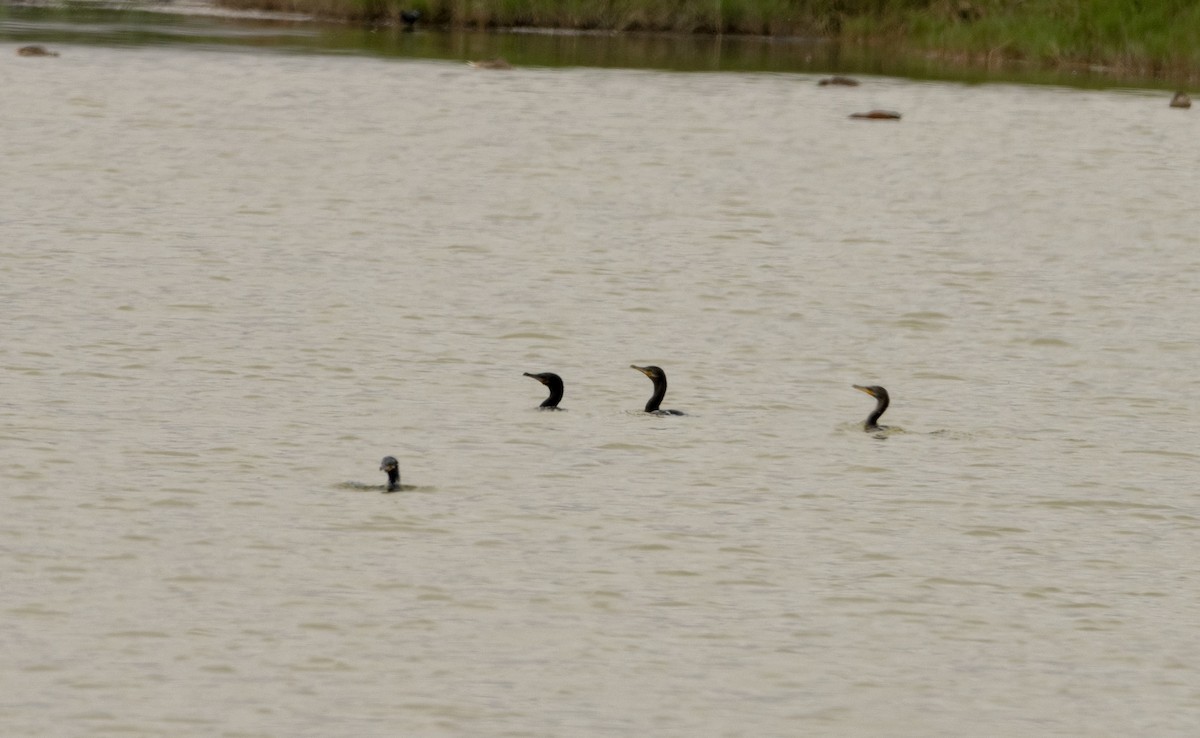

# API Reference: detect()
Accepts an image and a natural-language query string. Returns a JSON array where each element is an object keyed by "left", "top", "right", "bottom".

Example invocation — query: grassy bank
[{"left": 213, "top": 0, "right": 1200, "bottom": 80}]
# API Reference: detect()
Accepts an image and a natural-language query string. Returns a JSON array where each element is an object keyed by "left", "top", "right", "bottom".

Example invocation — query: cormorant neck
[
  {"left": 865, "top": 395, "right": 889, "bottom": 430},
  {"left": 541, "top": 381, "right": 563, "bottom": 408},
  {"left": 386, "top": 467, "right": 400, "bottom": 492},
  {"left": 645, "top": 378, "right": 666, "bottom": 413}
]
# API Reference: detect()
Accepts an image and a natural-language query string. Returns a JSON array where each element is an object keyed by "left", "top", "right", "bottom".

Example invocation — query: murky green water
[{"left": 3, "top": 4, "right": 1200, "bottom": 737}]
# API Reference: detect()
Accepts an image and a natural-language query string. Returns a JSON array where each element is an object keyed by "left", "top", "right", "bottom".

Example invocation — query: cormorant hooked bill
[
  {"left": 380, "top": 455, "right": 401, "bottom": 492},
  {"left": 523, "top": 372, "right": 564, "bottom": 409},
  {"left": 631, "top": 365, "right": 685, "bottom": 415},
  {"left": 852, "top": 385, "right": 890, "bottom": 431}
]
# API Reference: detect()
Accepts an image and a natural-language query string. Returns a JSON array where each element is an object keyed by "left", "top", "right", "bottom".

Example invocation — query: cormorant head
[
  {"left": 631, "top": 365, "right": 684, "bottom": 414},
  {"left": 853, "top": 385, "right": 891, "bottom": 430},
  {"left": 631, "top": 365, "right": 666, "bottom": 382},
  {"left": 632, "top": 365, "right": 670, "bottom": 412},
  {"left": 380, "top": 456, "right": 401, "bottom": 492},
  {"left": 853, "top": 385, "right": 888, "bottom": 402},
  {"left": 523, "top": 372, "right": 562, "bottom": 389},
  {"left": 523, "top": 371, "right": 564, "bottom": 408}
]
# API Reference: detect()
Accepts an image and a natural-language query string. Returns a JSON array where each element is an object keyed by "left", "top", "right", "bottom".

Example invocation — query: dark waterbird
[
  {"left": 523, "top": 371, "right": 564, "bottom": 409},
  {"left": 631, "top": 365, "right": 685, "bottom": 415},
  {"left": 852, "top": 385, "right": 891, "bottom": 431},
  {"left": 400, "top": 9, "right": 421, "bottom": 30},
  {"left": 849, "top": 110, "right": 901, "bottom": 120},
  {"left": 818, "top": 76, "right": 859, "bottom": 86},
  {"left": 380, "top": 456, "right": 401, "bottom": 492}
]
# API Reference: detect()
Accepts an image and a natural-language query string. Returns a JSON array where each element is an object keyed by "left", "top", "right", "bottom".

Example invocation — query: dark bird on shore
[
  {"left": 818, "top": 76, "right": 859, "bottom": 86},
  {"left": 849, "top": 110, "right": 901, "bottom": 120},
  {"left": 400, "top": 9, "right": 421, "bottom": 30},
  {"left": 1170, "top": 91, "right": 1192, "bottom": 108},
  {"left": 631, "top": 365, "right": 685, "bottom": 415},
  {"left": 523, "top": 372, "right": 564, "bottom": 410},
  {"left": 380, "top": 456, "right": 401, "bottom": 492},
  {"left": 852, "top": 385, "right": 891, "bottom": 432}
]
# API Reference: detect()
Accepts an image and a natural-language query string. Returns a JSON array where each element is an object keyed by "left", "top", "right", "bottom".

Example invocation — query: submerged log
[
  {"left": 17, "top": 45, "right": 59, "bottom": 57},
  {"left": 849, "top": 110, "right": 901, "bottom": 120}
]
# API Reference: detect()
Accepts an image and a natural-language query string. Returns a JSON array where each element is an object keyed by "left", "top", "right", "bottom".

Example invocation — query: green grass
[{"left": 213, "top": 0, "right": 1200, "bottom": 79}]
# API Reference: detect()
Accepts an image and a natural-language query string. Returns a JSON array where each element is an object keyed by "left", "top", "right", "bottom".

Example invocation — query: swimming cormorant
[
  {"left": 523, "top": 371, "right": 564, "bottom": 409},
  {"left": 380, "top": 456, "right": 401, "bottom": 492},
  {"left": 852, "top": 385, "right": 890, "bottom": 431},
  {"left": 631, "top": 365, "right": 684, "bottom": 415}
]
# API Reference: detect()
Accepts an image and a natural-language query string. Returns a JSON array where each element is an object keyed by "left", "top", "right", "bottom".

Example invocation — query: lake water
[{"left": 3, "top": 6, "right": 1200, "bottom": 736}]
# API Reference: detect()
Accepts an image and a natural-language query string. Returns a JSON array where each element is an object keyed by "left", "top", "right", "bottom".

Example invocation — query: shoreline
[{"left": 210, "top": 0, "right": 1200, "bottom": 85}]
